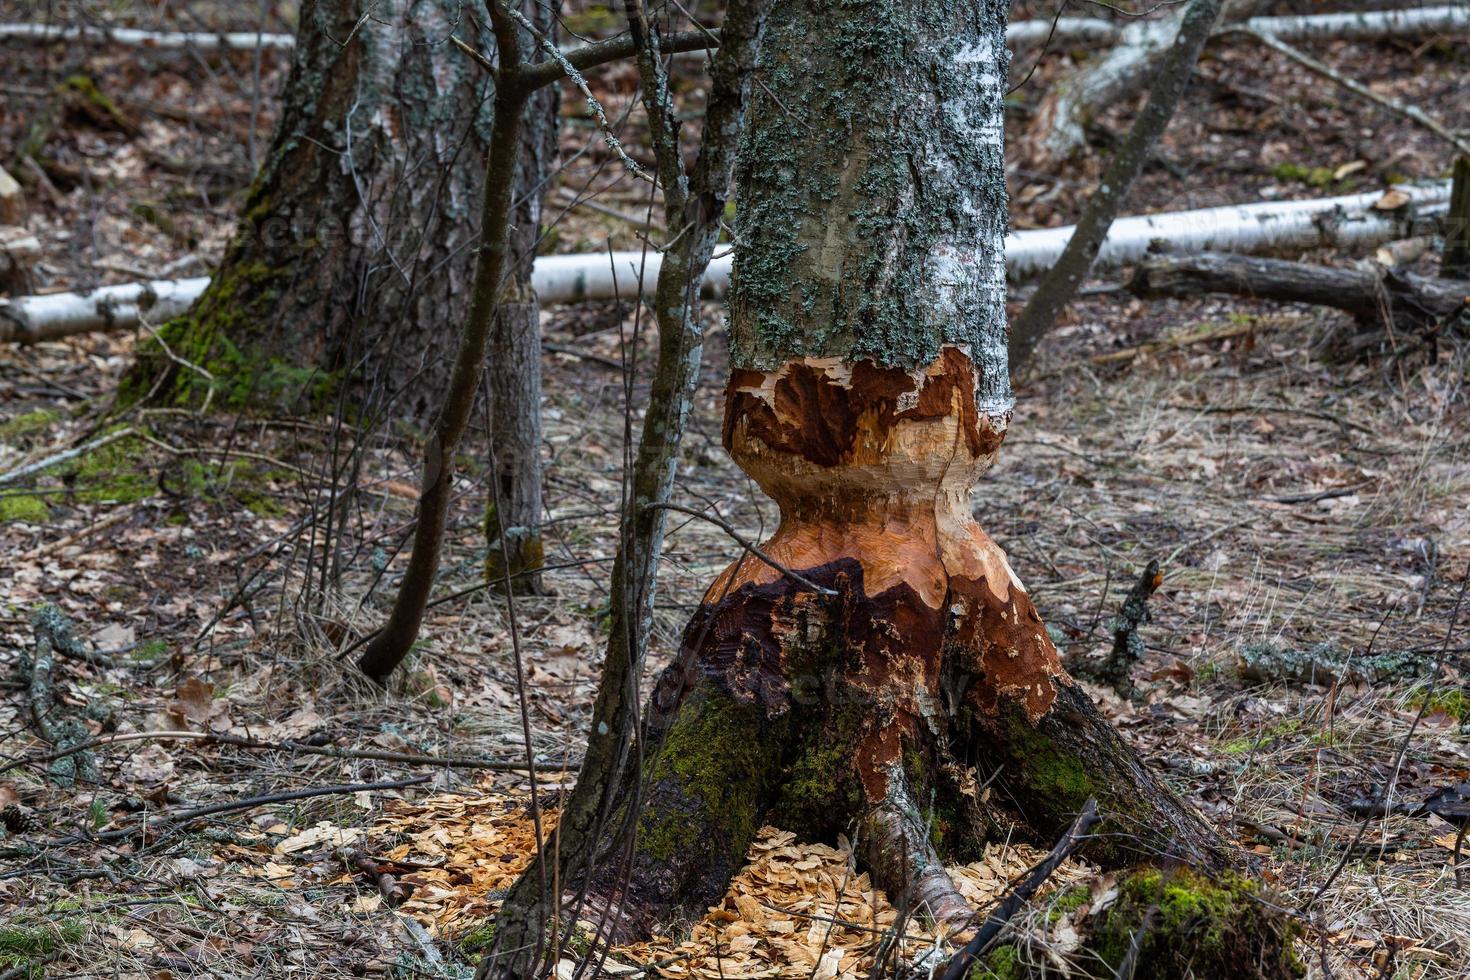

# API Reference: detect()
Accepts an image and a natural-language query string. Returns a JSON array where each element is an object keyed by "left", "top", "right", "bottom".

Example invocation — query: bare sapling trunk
[
  {"left": 478, "top": 3, "right": 774, "bottom": 975},
  {"left": 1011, "top": 0, "right": 1224, "bottom": 368},
  {"left": 1444, "top": 155, "right": 1470, "bottom": 280},
  {"left": 492, "top": 2, "right": 1298, "bottom": 976},
  {"left": 485, "top": 2, "right": 559, "bottom": 594}
]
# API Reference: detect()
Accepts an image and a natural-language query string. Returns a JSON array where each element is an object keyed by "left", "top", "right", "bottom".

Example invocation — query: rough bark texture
[
  {"left": 1127, "top": 251, "right": 1470, "bottom": 329},
  {"left": 485, "top": 1, "right": 558, "bottom": 593},
  {"left": 593, "top": 0, "right": 1235, "bottom": 946},
  {"left": 123, "top": 0, "right": 495, "bottom": 418}
]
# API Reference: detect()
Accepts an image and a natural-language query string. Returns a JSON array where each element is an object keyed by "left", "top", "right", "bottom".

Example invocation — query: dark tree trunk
[
  {"left": 557, "top": 2, "right": 1289, "bottom": 971},
  {"left": 123, "top": 0, "right": 497, "bottom": 419}
]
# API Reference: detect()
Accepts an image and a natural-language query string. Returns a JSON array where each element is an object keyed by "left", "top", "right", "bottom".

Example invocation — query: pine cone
[{"left": 0, "top": 805, "right": 40, "bottom": 834}]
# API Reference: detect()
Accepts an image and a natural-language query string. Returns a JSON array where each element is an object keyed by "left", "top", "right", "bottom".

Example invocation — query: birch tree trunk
[
  {"left": 485, "top": 2, "right": 558, "bottom": 592},
  {"left": 120, "top": 0, "right": 499, "bottom": 420},
  {"left": 552, "top": 4, "right": 1295, "bottom": 973}
]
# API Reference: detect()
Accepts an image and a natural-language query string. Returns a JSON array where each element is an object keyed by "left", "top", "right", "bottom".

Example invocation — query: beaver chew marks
[{"left": 695, "top": 346, "right": 1068, "bottom": 795}]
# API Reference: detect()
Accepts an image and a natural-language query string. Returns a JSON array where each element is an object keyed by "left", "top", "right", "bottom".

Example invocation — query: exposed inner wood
[{"left": 718, "top": 345, "right": 1067, "bottom": 751}]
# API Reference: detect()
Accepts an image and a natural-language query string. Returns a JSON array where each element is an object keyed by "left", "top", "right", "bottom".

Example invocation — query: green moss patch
[
  {"left": 0, "top": 408, "right": 61, "bottom": 440},
  {"left": 1409, "top": 686, "right": 1470, "bottom": 722},
  {"left": 967, "top": 944, "right": 1025, "bottom": 980},
  {"left": 118, "top": 258, "right": 339, "bottom": 414},
  {"left": 69, "top": 429, "right": 155, "bottom": 504},
  {"left": 0, "top": 494, "right": 50, "bottom": 523},
  {"left": 1088, "top": 868, "right": 1302, "bottom": 979}
]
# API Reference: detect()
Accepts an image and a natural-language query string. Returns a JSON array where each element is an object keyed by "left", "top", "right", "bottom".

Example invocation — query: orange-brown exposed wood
[{"left": 696, "top": 345, "right": 1067, "bottom": 802}]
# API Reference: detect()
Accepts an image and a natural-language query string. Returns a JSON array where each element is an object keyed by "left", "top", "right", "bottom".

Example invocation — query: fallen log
[
  {"left": 1011, "top": 4, "right": 1470, "bottom": 49},
  {"left": 0, "top": 183, "right": 1452, "bottom": 342},
  {"left": 0, "top": 22, "right": 295, "bottom": 50},
  {"left": 1033, "top": 3, "right": 1470, "bottom": 161},
  {"left": 1006, "top": 182, "right": 1448, "bottom": 279},
  {"left": 1, "top": 17, "right": 1119, "bottom": 52},
  {"left": 1126, "top": 251, "right": 1470, "bottom": 329}
]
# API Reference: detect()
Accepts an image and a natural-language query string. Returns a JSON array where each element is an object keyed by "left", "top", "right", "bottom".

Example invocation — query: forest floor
[{"left": 1, "top": 2, "right": 1469, "bottom": 978}]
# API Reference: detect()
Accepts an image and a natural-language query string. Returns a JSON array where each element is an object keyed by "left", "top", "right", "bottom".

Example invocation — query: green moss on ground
[
  {"left": 0, "top": 408, "right": 60, "bottom": 440},
  {"left": 457, "top": 921, "right": 497, "bottom": 955},
  {"left": 1271, "top": 162, "right": 1338, "bottom": 190},
  {"left": 17, "top": 426, "right": 291, "bottom": 515},
  {"left": 68, "top": 427, "right": 155, "bottom": 504},
  {"left": 967, "top": 944, "right": 1024, "bottom": 979},
  {"left": 1410, "top": 686, "right": 1470, "bottom": 721},
  {"left": 0, "top": 494, "right": 50, "bottom": 523}
]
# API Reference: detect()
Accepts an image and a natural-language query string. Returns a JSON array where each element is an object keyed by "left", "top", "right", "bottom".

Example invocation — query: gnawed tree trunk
[
  {"left": 121, "top": 0, "right": 498, "bottom": 419},
  {"left": 576, "top": 0, "right": 1267, "bottom": 955},
  {"left": 485, "top": 2, "right": 558, "bottom": 592}
]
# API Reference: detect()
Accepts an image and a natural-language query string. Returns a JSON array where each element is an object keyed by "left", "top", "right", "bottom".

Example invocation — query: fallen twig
[
  {"left": 42, "top": 776, "right": 433, "bottom": 846},
  {"left": 1241, "top": 30, "right": 1470, "bottom": 157},
  {"left": 0, "top": 427, "right": 136, "bottom": 486},
  {"left": 0, "top": 728, "right": 578, "bottom": 779},
  {"left": 937, "top": 798, "right": 1101, "bottom": 980}
]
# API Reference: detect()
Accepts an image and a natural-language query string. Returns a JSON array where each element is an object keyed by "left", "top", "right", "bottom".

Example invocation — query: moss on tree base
[{"left": 117, "top": 255, "right": 338, "bottom": 415}]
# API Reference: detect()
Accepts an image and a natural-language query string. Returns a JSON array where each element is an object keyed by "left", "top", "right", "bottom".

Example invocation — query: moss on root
[
  {"left": 637, "top": 688, "right": 776, "bottom": 869},
  {"left": 1088, "top": 868, "right": 1303, "bottom": 979}
]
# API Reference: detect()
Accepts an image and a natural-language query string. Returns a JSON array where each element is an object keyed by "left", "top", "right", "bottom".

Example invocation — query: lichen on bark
[{"left": 729, "top": 0, "right": 1012, "bottom": 416}]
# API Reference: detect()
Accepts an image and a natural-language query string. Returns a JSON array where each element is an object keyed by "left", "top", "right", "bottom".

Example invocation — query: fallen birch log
[
  {"left": 1010, "top": 4, "right": 1470, "bottom": 49},
  {"left": 1033, "top": 3, "right": 1470, "bottom": 161},
  {"left": 0, "top": 184, "right": 1451, "bottom": 342},
  {"left": 1127, "top": 251, "right": 1470, "bottom": 329},
  {"left": 2, "top": 17, "right": 1121, "bottom": 52},
  {"left": 0, "top": 22, "right": 295, "bottom": 50},
  {"left": 1005, "top": 182, "right": 1449, "bottom": 279}
]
